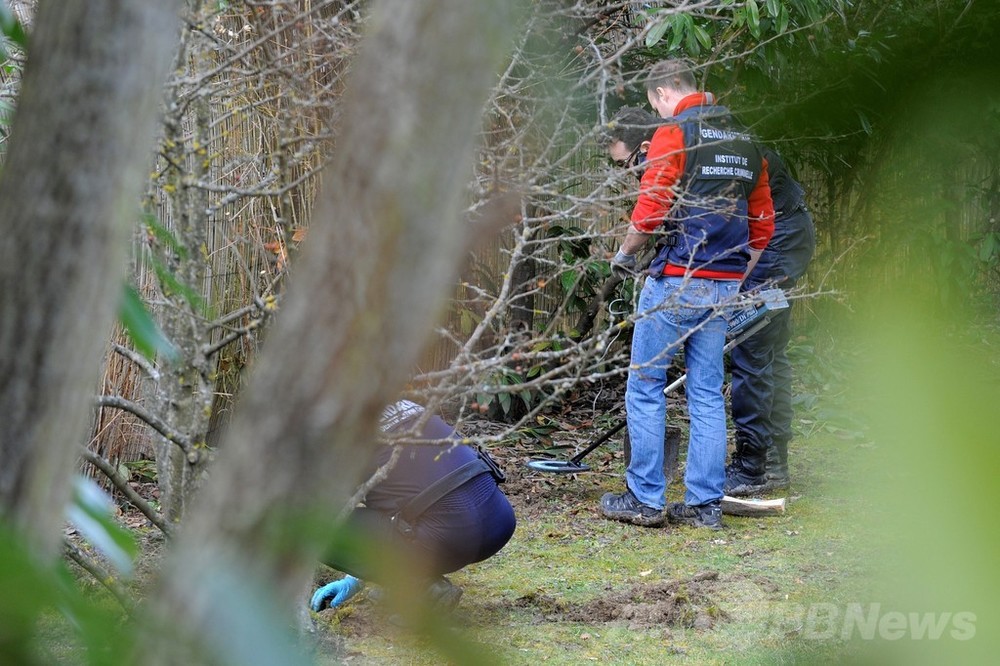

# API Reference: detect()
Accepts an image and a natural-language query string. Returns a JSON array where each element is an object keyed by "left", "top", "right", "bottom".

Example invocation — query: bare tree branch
[
  {"left": 78, "top": 446, "right": 172, "bottom": 538},
  {"left": 95, "top": 396, "right": 195, "bottom": 459},
  {"left": 64, "top": 539, "right": 134, "bottom": 612},
  {"left": 112, "top": 343, "right": 161, "bottom": 383}
]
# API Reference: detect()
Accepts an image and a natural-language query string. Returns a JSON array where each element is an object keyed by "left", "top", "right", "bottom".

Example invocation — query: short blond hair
[{"left": 645, "top": 59, "right": 697, "bottom": 94}]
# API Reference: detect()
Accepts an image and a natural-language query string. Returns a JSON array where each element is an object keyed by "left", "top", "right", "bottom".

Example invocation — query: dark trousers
[
  {"left": 729, "top": 301, "right": 794, "bottom": 473},
  {"left": 326, "top": 482, "right": 516, "bottom": 583}
]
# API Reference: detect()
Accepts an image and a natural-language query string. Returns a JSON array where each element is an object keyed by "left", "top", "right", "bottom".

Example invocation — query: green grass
[{"left": 315, "top": 426, "right": 884, "bottom": 665}]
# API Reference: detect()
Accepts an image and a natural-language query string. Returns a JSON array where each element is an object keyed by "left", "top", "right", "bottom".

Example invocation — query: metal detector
[{"left": 525, "top": 288, "right": 789, "bottom": 474}]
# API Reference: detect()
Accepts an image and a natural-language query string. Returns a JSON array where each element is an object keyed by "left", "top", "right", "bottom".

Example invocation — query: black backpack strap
[{"left": 390, "top": 457, "right": 491, "bottom": 537}]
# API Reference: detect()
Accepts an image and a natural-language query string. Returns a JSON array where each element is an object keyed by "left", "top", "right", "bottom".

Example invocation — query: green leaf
[
  {"left": 1, "top": 525, "right": 136, "bottom": 664},
  {"left": 460, "top": 309, "right": 474, "bottom": 335},
  {"left": 0, "top": 2, "right": 28, "bottom": 50},
  {"left": 776, "top": 4, "right": 789, "bottom": 34},
  {"left": 0, "top": 528, "right": 56, "bottom": 661},
  {"left": 119, "top": 283, "right": 180, "bottom": 362},
  {"left": 150, "top": 256, "right": 210, "bottom": 317},
  {"left": 143, "top": 212, "right": 188, "bottom": 259},
  {"left": 685, "top": 25, "right": 700, "bottom": 55},
  {"left": 747, "top": 0, "right": 761, "bottom": 38},
  {"left": 856, "top": 109, "right": 873, "bottom": 135},
  {"left": 692, "top": 23, "right": 712, "bottom": 50},
  {"left": 518, "top": 390, "right": 533, "bottom": 409},
  {"left": 765, "top": 0, "right": 780, "bottom": 17},
  {"left": 66, "top": 477, "right": 138, "bottom": 577},
  {"left": 559, "top": 270, "right": 578, "bottom": 292},
  {"left": 502, "top": 368, "right": 523, "bottom": 385},
  {"left": 672, "top": 14, "right": 694, "bottom": 51},
  {"left": 979, "top": 233, "right": 1000, "bottom": 262},
  {"left": 732, "top": 7, "right": 746, "bottom": 28},
  {"left": 801, "top": 0, "right": 822, "bottom": 23},
  {"left": 645, "top": 14, "right": 672, "bottom": 48}
]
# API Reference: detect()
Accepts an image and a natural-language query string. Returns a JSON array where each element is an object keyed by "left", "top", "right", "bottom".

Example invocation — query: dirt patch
[
  {"left": 316, "top": 602, "right": 384, "bottom": 640},
  {"left": 502, "top": 570, "right": 727, "bottom": 631},
  {"left": 315, "top": 570, "right": 727, "bottom": 645}
]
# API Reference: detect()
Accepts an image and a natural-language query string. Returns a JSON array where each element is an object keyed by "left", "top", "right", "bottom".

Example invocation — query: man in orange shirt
[{"left": 600, "top": 59, "right": 774, "bottom": 530}]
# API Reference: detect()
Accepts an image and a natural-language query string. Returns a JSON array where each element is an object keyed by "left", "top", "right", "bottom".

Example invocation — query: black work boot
[
  {"left": 600, "top": 488, "right": 664, "bottom": 527},
  {"left": 724, "top": 439, "right": 768, "bottom": 497},
  {"left": 385, "top": 576, "right": 464, "bottom": 627},
  {"left": 763, "top": 440, "right": 790, "bottom": 491},
  {"left": 426, "top": 576, "right": 463, "bottom": 611},
  {"left": 665, "top": 501, "right": 723, "bottom": 530}
]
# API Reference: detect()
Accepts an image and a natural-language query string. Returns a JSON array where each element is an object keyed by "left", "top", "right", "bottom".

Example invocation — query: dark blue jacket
[{"left": 749, "top": 148, "right": 815, "bottom": 285}]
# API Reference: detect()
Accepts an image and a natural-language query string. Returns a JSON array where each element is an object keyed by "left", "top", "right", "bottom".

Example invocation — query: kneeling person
[{"left": 310, "top": 400, "right": 516, "bottom": 612}]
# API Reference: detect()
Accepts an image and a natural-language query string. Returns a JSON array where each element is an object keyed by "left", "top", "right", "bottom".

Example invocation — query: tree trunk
[
  {"left": 149, "top": 19, "right": 217, "bottom": 524},
  {"left": 141, "top": 0, "right": 525, "bottom": 660},
  {"left": 0, "top": 0, "right": 182, "bottom": 559}
]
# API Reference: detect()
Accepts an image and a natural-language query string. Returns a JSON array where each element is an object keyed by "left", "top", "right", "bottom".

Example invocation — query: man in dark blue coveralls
[
  {"left": 310, "top": 400, "right": 516, "bottom": 612},
  {"left": 724, "top": 148, "right": 816, "bottom": 495}
]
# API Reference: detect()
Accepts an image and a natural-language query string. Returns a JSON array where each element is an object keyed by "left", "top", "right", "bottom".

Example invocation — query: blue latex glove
[{"left": 310, "top": 575, "right": 364, "bottom": 611}]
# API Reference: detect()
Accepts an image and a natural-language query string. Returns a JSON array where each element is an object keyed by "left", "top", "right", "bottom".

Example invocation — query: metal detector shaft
[
  {"left": 566, "top": 419, "right": 627, "bottom": 466},
  {"left": 526, "top": 289, "right": 787, "bottom": 474},
  {"left": 526, "top": 315, "right": 777, "bottom": 474},
  {"left": 661, "top": 312, "right": 775, "bottom": 396}
]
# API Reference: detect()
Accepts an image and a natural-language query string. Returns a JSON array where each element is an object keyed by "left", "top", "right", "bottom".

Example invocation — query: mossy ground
[{"left": 313, "top": 412, "right": 886, "bottom": 665}]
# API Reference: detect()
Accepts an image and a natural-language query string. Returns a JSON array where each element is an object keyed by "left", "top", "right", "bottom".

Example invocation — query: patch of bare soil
[
  {"left": 312, "top": 571, "right": 728, "bottom": 647},
  {"left": 500, "top": 570, "right": 727, "bottom": 631},
  {"left": 316, "top": 601, "right": 384, "bottom": 640}
]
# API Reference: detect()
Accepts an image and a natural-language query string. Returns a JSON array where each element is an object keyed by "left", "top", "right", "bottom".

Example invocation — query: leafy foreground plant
[{"left": 1, "top": 479, "right": 136, "bottom": 665}]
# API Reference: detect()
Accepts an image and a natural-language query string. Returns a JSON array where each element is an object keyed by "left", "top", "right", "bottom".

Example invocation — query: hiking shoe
[
  {"left": 666, "top": 501, "right": 723, "bottom": 530},
  {"left": 600, "top": 489, "right": 664, "bottom": 527},
  {"left": 724, "top": 463, "right": 768, "bottom": 497}
]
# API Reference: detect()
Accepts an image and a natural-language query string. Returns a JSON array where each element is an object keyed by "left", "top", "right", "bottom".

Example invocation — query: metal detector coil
[
  {"left": 524, "top": 458, "right": 591, "bottom": 474},
  {"left": 525, "top": 421, "right": 626, "bottom": 474}
]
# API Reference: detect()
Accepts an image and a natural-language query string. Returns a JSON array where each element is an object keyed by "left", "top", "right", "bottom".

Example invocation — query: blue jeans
[{"left": 625, "top": 276, "right": 739, "bottom": 508}]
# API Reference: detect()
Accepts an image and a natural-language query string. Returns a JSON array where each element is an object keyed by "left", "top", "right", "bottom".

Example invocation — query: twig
[
  {"left": 201, "top": 317, "right": 262, "bottom": 359},
  {"left": 78, "top": 446, "right": 172, "bottom": 538},
  {"left": 338, "top": 446, "right": 403, "bottom": 523},
  {"left": 95, "top": 395, "right": 196, "bottom": 459},
  {"left": 112, "top": 343, "right": 160, "bottom": 382},
  {"left": 63, "top": 539, "right": 134, "bottom": 612}
]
